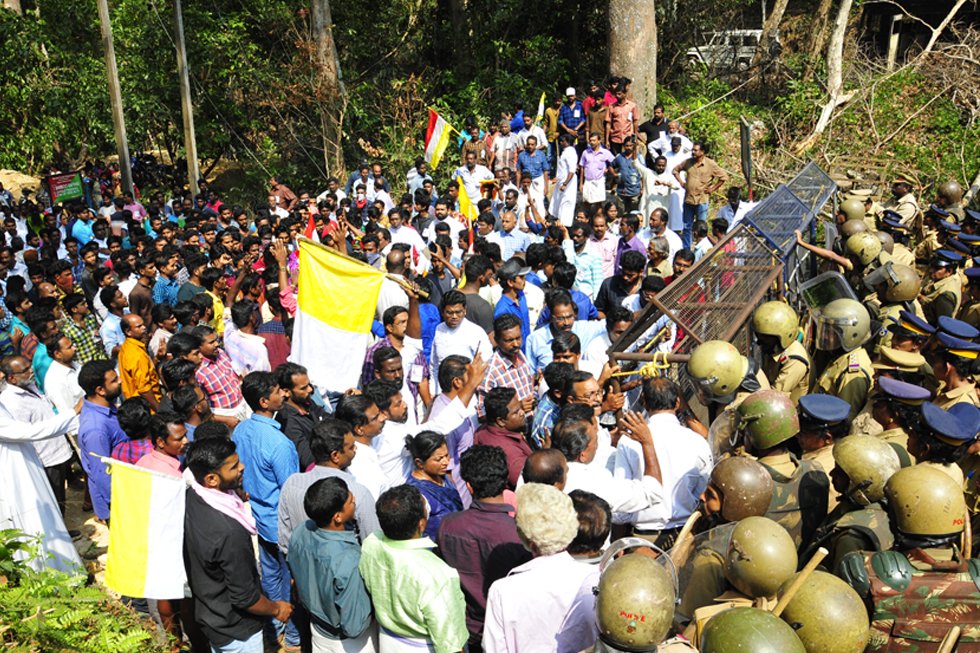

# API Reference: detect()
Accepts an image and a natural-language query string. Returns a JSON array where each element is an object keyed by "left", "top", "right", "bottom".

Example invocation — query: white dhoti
[
  {"left": 668, "top": 188, "right": 686, "bottom": 232},
  {"left": 582, "top": 179, "right": 606, "bottom": 204},
  {"left": 378, "top": 626, "right": 434, "bottom": 653},
  {"left": 549, "top": 177, "right": 578, "bottom": 227}
]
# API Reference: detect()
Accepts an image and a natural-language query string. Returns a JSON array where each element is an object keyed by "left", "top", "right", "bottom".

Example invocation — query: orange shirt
[{"left": 118, "top": 337, "right": 162, "bottom": 405}]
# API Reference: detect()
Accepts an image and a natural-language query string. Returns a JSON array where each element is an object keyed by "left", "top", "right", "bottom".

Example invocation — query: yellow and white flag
[
  {"left": 290, "top": 239, "right": 385, "bottom": 393},
  {"left": 424, "top": 109, "right": 453, "bottom": 170},
  {"left": 104, "top": 459, "right": 186, "bottom": 600},
  {"left": 535, "top": 91, "right": 546, "bottom": 123}
]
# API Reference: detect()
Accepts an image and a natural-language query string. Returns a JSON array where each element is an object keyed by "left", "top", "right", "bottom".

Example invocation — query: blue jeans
[
  {"left": 259, "top": 538, "right": 299, "bottom": 646},
  {"left": 211, "top": 630, "right": 263, "bottom": 653},
  {"left": 682, "top": 202, "right": 709, "bottom": 249}
]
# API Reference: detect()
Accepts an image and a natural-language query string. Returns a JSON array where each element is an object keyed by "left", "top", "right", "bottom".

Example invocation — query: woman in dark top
[{"left": 404, "top": 430, "right": 463, "bottom": 540}]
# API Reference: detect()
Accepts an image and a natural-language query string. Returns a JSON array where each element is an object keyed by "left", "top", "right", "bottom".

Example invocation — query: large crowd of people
[{"left": 2, "top": 75, "right": 980, "bottom": 653}]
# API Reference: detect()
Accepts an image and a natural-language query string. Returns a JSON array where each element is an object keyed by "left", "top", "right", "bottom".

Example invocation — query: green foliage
[{"left": 0, "top": 530, "right": 168, "bottom": 653}]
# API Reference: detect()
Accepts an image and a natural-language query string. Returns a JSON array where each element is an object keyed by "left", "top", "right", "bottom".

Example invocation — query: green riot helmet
[
  {"left": 839, "top": 219, "right": 868, "bottom": 238},
  {"left": 700, "top": 607, "right": 806, "bottom": 653},
  {"left": 752, "top": 301, "right": 799, "bottom": 350},
  {"left": 831, "top": 435, "right": 901, "bottom": 506},
  {"left": 736, "top": 390, "right": 800, "bottom": 451},
  {"left": 686, "top": 340, "right": 748, "bottom": 403},
  {"left": 875, "top": 230, "right": 894, "bottom": 255},
  {"left": 864, "top": 262, "right": 920, "bottom": 303},
  {"left": 724, "top": 516, "right": 798, "bottom": 598},
  {"left": 845, "top": 232, "right": 882, "bottom": 267},
  {"left": 777, "top": 571, "right": 870, "bottom": 653},
  {"left": 884, "top": 465, "right": 967, "bottom": 536},
  {"left": 708, "top": 457, "right": 775, "bottom": 522},
  {"left": 595, "top": 551, "right": 676, "bottom": 651},
  {"left": 840, "top": 199, "right": 866, "bottom": 223},
  {"left": 814, "top": 298, "right": 871, "bottom": 352},
  {"left": 937, "top": 180, "right": 964, "bottom": 205}
]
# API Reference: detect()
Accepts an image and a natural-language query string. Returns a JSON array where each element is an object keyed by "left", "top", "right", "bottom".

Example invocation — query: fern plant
[{"left": 0, "top": 529, "right": 170, "bottom": 653}]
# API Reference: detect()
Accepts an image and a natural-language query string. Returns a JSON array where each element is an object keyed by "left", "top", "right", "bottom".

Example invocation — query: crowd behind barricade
[{"left": 2, "top": 75, "right": 980, "bottom": 653}]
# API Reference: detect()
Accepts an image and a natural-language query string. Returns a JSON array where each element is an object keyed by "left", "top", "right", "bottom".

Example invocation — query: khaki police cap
[{"left": 872, "top": 346, "right": 926, "bottom": 372}]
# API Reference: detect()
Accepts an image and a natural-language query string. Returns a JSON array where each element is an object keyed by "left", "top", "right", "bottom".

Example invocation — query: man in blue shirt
[
  {"left": 558, "top": 88, "right": 586, "bottom": 145},
  {"left": 151, "top": 252, "right": 181, "bottom": 306},
  {"left": 516, "top": 136, "right": 550, "bottom": 198},
  {"left": 612, "top": 137, "right": 643, "bottom": 213},
  {"left": 526, "top": 289, "right": 606, "bottom": 374},
  {"left": 287, "top": 477, "right": 375, "bottom": 652},
  {"left": 487, "top": 211, "right": 530, "bottom": 263},
  {"left": 493, "top": 259, "right": 532, "bottom": 348},
  {"left": 77, "top": 360, "right": 127, "bottom": 522},
  {"left": 232, "top": 371, "right": 300, "bottom": 648}
]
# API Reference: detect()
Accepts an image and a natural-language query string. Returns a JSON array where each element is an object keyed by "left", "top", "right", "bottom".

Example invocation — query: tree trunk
[
  {"left": 311, "top": 0, "right": 346, "bottom": 177},
  {"left": 754, "top": 0, "right": 789, "bottom": 68},
  {"left": 609, "top": 0, "right": 658, "bottom": 117},
  {"left": 802, "top": 0, "right": 834, "bottom": 80},
  {"left": 2, "top": 0, "right": 22, "bottom": 15},
  {"left": 794, "top": 0, "right": 853, "bottom": 153},
  {"left": 449, "top": 0, "right": 470, "bottom": 76}
]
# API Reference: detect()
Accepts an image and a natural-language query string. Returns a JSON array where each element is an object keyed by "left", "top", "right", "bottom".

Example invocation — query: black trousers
[{"left": 44, "top": 460, "right": 70, "bottom": 516}]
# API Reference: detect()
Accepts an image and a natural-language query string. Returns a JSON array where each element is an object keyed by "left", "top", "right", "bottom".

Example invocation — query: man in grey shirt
[{"left": 278, "top": 417, "right": 380, "bottom": 554}]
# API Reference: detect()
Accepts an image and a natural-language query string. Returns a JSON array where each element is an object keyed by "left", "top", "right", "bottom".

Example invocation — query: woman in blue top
[{"left": 404, "top": 430, "right": 462, "bottom": 540}]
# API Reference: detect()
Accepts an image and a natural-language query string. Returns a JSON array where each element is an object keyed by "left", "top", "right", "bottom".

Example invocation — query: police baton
[{"left": 771, "top": 547, "right": 828, "bottom": 618}]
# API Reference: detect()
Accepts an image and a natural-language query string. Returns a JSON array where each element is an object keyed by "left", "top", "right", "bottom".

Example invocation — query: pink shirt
[{"left": 136, "top": 450, "right": 182, "bottom": 478}]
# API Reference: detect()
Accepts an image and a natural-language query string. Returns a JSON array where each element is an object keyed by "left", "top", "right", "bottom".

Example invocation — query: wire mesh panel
[
  {"left": 786, "top": 161, "right": 837, "bottom": 217},
  {"left": 742, "top": 184, "right": 810, "bottom": 256},
  {"left": 654, "top": 225, "right": 783, "bottom": 355},
  {"left": 611, "top": 224, "right": 783, "bottom": 359}
]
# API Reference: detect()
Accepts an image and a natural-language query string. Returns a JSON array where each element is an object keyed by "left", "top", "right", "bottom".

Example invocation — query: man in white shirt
[
  {"left": 489, "top": 120, "right": 520, "bottom": 173},
  {"left": 516, "top": 114, "right": 548, "bottom": 153},
  {"left": 715, "top": 186, "right": 756, "bottom": 231},
  {"left": 223, "top": 301, "right": 271, "bottom": 376},
  {"left": 386, "top": 209, "right": 427, "bottom": 253},
  {"left": 484, "top": 483, "right": 598, "bottom": 653},
  {"left": 615, "top": 377, "right": 711, "bottom": 546},
  {"left": 1, "top": 355, "right": 73, "bottom": 516},
  {"left": 639, "top": 207, "right": 682, "bottom": 264},
  {"left": 553, "top": 402, "right": 663, "bottom": 518},
  {"left": 430, "top": 290, "right": 492, "bottom": 395},
  {"left": 44, "top": 333, "right": 84, "bottom": 416},
  {"left": 662, "top": 139, "right": 691, "bottom": 233},
  {"left": 376, "top": 250, "right": 410, "bottom": 320},
  {"left": 423, "top": 199, "right": 466, "bottom": 245},
  {"left": 652, "top": 121, "right": 693, "bottom": 157},
  {"left": 454, "top": 151, "right": 494, "bottom": 210},
  {"left": 637, "top": 155, "right": 683, "bottom": 226}
]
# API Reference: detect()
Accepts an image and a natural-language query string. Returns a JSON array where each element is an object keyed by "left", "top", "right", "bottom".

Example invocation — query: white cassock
[
  {"left": 549, "top": 145, "right": 579, "bottom": 227},
  {"left": 664, "top": 151, "right": 691, "bottom": 233},
  {"left": 0, "top": 403, "right": 81, "bottom": 573}
]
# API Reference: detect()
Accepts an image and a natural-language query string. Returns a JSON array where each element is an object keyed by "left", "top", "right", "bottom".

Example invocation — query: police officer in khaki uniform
[
  {"left": 959, "top": 268, "right": 980, "bottom": 330},
  {"left": 881, "top": 174, "right": 920, "bottom": 227},
  {"left": 738, "top": 390, "right": 829, "bottom": 549},
  {"left": 880, "top": 211, "right": 916, "bottom": 267},
  {"left": 813, "top": 298, "right": 875, "bottom": 420},
  {"left": 919, "top": 248, "right": 964, "bottom": 323},
  {"left": 686, "top": 340, "right": 770, "bottom": 460},
  {"left": 908, "top": 401, "right": 975, "bottom": 486},
  {"left": 931, "top": 331, "right": 980, "bottom": 410},
  {"left": 751, "top": 301, "right": 809, "bottom": 402},
  {"left": 849, "top": 347, "right": 929, "bottom": 439},
  {"left": 935, "top": 180, "right": 966, "bottom": 223},
  {"left": 872, "top": 376, "right": 927, "bottom": 467},
  {"left": 796, "top": 394, "right": 851, "bottom": 514},
  {"left": 913, "top": 206, "right": 952, "bottom": 273},
  {"left": 863, "top": 261, "right": 922, "bottom": 351}
]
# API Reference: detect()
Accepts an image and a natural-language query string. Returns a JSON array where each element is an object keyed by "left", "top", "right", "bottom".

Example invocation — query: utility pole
[
  {"left": 96, "top": 0, "right": 133, "bottom": 196},
  {"left": 173, "top": 0, "right": 200, "bottom": 191}
]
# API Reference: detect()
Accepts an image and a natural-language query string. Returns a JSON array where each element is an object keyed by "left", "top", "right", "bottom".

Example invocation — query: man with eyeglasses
[{"left": 525, "top": 289, "right": 607, "bottom": 375}]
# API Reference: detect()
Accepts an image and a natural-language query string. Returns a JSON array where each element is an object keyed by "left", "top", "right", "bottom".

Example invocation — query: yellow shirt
[
  {"left": 206, "top": 290, "right": 225, "bottom": 336},
  {"left": 118, "top": 337, "right": 162, "bottom": 405}
]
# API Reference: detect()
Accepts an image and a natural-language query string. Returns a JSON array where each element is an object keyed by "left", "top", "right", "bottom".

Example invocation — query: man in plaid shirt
[
  {"left": 477, "top": 314, "right": 535, "bottom": 419},
  {"left": 62, "top": 295, "right": 107, "bottom": 365},
  {"left": 192, "top": 325, "right": 251, "bottom": 427}
]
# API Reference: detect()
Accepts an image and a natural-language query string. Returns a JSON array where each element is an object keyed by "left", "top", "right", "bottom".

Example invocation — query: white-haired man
[{"left": 483, "top": 483, "right": 599, "bottom": 653}]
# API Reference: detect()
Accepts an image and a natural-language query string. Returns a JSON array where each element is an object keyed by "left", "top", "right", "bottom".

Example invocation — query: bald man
[
  {"left": 376, "top": 249, "right": 410, "bottom": 319},
  {"left": 521, "top": 449, "right": 568, "bottom": 490},
  {"left": 118, "top": 314, "right": 162, "bottom": 409}
]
